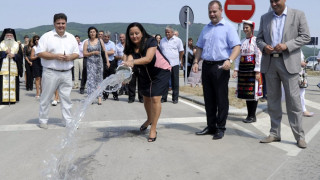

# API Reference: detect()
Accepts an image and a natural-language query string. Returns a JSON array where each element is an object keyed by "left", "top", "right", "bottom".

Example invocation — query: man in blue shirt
[
  {"left": 103, "top": 31, "right": 118, "bottom": 101},
  {"left": 192, "top": 0, "right": 240, "bottom": 140}
]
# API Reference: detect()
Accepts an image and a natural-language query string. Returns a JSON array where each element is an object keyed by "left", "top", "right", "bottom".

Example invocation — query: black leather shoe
[
  {"left": 161, "top": 99, "right": 167, "bottom": 103},
  {"left": 128, "top": 99, "right": 134, "bottom": 103},
  {"left": 195, "top": 127, "right": 214, "bottom": 135},
  {"left": 242, "top": 116, "right": 256, "bottom": 123},
  {"left": 212, "top": 130, "right": 224, "bottom": 140},
  {"left": 173, "top": 100, "right": 178, "bottom": 104},
  {"left": 103, "top": 92, "right": 109, "bottom": 100},
  {"left": 80, "top": 89, "right": 84, "bottom": 94},
  {"left": 113, "top": 96, "right": 119, "bottom": 101},
  {"left": 139, "top": 99, "right": 144, "bottom": 103}
]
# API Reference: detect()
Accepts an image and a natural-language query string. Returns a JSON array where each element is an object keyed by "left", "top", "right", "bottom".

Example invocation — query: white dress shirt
[
  {"left": 104, "top": 40, "right": 116, "bottom": 61},
  {"left": 36, "top": 29, "right": 79, "bottom": 70},
  {"left": 159, "top": 36, "right": 184, "bottom": 67}
]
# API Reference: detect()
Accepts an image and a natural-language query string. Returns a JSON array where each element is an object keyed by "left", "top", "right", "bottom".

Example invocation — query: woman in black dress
[
  {"left": 23, "top": 39, "right": 34, "bottom": 91},
  {"left": 123, "top": 22, "right": 170, "bottom": 142},
  {"left": 30, "top": 35, "right": 42, "bottom": 99}
]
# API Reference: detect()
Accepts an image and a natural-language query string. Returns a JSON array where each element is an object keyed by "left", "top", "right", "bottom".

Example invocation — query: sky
[{"left": 1, "top": 0, "right": 319, "bottom": 42}]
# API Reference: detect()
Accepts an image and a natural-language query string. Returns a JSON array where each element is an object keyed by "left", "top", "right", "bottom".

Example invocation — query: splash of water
[{"left": 43, "top": 66, "right": 132, "bottom": 180}]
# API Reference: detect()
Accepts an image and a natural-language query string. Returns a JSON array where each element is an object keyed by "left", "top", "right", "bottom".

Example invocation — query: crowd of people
[{"left": 0, "top": 0, "right": 318, "bottom": 146}]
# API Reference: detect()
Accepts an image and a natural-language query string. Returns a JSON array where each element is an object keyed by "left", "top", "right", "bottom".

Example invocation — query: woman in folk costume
[
  {"left": 232, "top": 20, "right": 263, "bottom": 123},
  {"left": 0, "top": 28, "right": 23, "bottom": 104}
]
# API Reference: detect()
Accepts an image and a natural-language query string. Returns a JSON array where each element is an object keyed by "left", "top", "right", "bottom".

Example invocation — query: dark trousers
[
  {"left": 128, "top": 67, "right": 143, "bottom": 101},
  {"left": 25, "top": 62, "right": 33, "bottom": 90},
  {"left": 162, "top": 65, "right": 179, "bottom": 101},
  {"left": 246, "top": 100, "right": 258, "bottom": 118},
  {"left": 202, "top": 61, "right": 230, "bottom": 132},
  {"left": 103, "top": 60, "right": 118, "bottom": 98},
  {"left": 80, "top": 57, "right": 87, "bottom": 91},
  {"left": 183, "top": 65, "right": 192, "bottom": 78},
  {"left": 71, "top": 67, "right": 74, "bottom": 80},
  {"left": 262, "top": 73, "right": 267, "bottom": 98}
]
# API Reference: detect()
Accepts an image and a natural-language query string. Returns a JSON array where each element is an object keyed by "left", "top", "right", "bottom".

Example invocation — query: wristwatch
[{"left": 227, "top": 58, "right": 233, "bottom": 63}]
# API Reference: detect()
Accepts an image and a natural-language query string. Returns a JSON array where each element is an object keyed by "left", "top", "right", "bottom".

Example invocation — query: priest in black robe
[{"left": 0, "top": 28, "right": 23, "bottom": 104}]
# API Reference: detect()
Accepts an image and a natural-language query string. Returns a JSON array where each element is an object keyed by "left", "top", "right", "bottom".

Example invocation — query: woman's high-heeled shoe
[
  {"left": 148, "top": 132, "right": 157, "bottom": 142},
  {"left": 140, "top": 121, "right": 152, "bottom": 132}
]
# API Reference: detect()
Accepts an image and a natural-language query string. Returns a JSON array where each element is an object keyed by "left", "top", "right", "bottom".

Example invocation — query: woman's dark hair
[
  {"left": 53, "top": 13, "right": 67, "bottom": 23},
  {"left": 124, "top": 22, "right": 152, "bottom": 55},
  {"left": 87, "top": 26, "right": 98, "bottom": 39},
  {"left": 155, "top": 34, "right": 162, "bottom": 40},
  {"left": 184, "top": 38, "right": 194, "bottom": 50},
  {"left": 32, "top": 35, "right": 40, "bottom": 45},
  {"left": 27, "top": 38, "right": 34, "bottom": 48},
  {"left": 243, "top": 23, "right": 254, "bottom": 32}
]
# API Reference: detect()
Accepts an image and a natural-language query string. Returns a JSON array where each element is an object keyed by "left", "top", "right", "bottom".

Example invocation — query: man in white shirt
[
  {"left": 73, "top": 35, "right": 83, "bottom": 89},
  {"left": 314, "top": 51, "right": 320, "bottom": 71},
  {"left": 36, "top": 13, "right": 79, "bottom": 129},
  {"left": 103, "top": 31, "right": 118, "bottom": 101},
  {"left": 160, "top": 26, "right": 184, "bottom": 104},
  {"left": 174, "top": 30, "right": 179, "bottom": 37},
  {"left": 115, "top": 33, "right": 130, "bottom": 97}
]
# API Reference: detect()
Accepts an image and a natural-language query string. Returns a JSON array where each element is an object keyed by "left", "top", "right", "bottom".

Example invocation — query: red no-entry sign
[{"left": 224, "top": 0, "right": 256, "bottom": 23}]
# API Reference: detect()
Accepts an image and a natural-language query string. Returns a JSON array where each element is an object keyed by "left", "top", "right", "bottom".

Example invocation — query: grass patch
[
  {"left": 180, "top": 86, "right": 246, "bottom": 109},
  {"left": 306, "top": 69, "right": 320, "bottom": 76}
]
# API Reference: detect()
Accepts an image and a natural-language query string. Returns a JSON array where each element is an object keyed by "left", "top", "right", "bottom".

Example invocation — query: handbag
[
  {"left": 155, "top": 46, "right": 171, "bottom": 71},
  {"left": 183, "top": 51, "right": 194, "bottom": 64},
  {"left": 99, "top": 39, "right": 108, "bottom": 75},
  {"left": 298, "top": 72, "right": 308, "bottom": 88},
  {"left": 99, "top": 39, "right": 107, "bottom": 67}
]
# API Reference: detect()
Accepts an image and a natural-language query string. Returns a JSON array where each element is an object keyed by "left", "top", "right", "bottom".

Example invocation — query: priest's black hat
[{"left": 0, "top": 28, "right": 17, "bottom": 42}]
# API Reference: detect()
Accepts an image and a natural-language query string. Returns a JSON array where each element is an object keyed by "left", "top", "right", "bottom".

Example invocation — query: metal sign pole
[
  {"left": 185, "top": 7, "right": 190, "bottom": 85},
  {"left": 115, "top": 34, "right": 118, "bottom": 45}
]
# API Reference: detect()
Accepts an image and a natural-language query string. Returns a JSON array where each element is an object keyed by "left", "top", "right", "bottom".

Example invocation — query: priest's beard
[{"left": 4, "top": 37, "right": 14, "bottom": 48}]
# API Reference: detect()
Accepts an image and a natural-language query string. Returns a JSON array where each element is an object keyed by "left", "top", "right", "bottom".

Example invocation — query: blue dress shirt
[
  {"left": 196, "top": 18, "right": 240, "bottom": 61},
  {"left": 271, "top": 6, "right": 287, "bottom": 48}
]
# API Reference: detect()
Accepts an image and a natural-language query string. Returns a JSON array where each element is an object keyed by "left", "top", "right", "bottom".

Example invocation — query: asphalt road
[{"left": 0, "top": 75, "right": 320, "bottom": 180}]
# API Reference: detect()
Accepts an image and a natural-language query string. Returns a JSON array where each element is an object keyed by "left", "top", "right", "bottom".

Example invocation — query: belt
[
  {"left": 271, "top": 53, "right": 282, "bottom": 58},
  {"left": 203, "top": 60, "right": 226, "bottom": 65},
  {"left": 47, "top": 68, "right": 71, "bottom": 72}
]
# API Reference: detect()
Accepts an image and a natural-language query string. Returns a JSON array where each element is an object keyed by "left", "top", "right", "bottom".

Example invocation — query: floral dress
[{"left": 86, "top": 41, "right": 103, "bottom": 97}]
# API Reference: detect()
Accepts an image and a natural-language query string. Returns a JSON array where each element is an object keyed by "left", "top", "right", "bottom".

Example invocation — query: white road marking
[
  {"left": 250, "top": 100, "right": 320, "bottom": 156},
  {"left": 231, "top": 123, "right": 264, "bottom": 140},
  {"left": 1, "top": 94, "right": 319, "bottom": 157},
  {"left": 180, "top": 94, "right": 320, "bottom": 156},
  {"left": 0, "top": 105, "right": 5, "bottom": 110},
  {"left": 180, "top": 95, "right": 307, "bottom": 156},
  {"left": 0, "top": 117, "right": 207, "bottom": 132},
  {"left": 252, "top": 115, "right": 300, "bottom": 156},
  {"left": 305, "top": 99, "right": 320, "bottom": 111},
  {"left": 178, "top": 98, "right": 206, "bottom": 112},
  {"left": 227, "top": 5, "right": 252, "bottom": 11}
]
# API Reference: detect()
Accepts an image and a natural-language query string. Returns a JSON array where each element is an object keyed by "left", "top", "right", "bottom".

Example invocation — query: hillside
[
  {"left": 11, "top": 22, "right": 205, "bottom": 45},
  {"left": 4, "top": 22, "right": 318, "bottom": 57}
]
